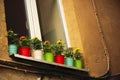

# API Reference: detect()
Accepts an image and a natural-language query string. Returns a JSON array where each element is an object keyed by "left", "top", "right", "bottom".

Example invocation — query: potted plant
[
  {"left": 73, "top": 48, "right": 83, "bottom": 68},
  {"left": 7, "top": 29, "right": 18, "bottom": 55},
  {"left": 18, "top": 36, "right": 31, "bottom": 57},
  {"left": 52, "top": 40, "right": 64, "bottom": 64},
  {"left": 43, "top": 40, "right": 54, "bottom": 62},
  {"left": 64, "top": 47, "right": 74, "bottom": 66},
  {"left": 31, "top": 37, "right": 43, "bottom": 60}
]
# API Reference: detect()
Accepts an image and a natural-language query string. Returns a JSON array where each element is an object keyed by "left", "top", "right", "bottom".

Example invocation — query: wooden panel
[{"left": 62, "top": 0, "right": 108, "bottom": 77}]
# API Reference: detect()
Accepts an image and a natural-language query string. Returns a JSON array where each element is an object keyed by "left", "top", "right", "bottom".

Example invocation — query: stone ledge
[{"left": 0, "top": 55, "right": 90, "bottom": 79}]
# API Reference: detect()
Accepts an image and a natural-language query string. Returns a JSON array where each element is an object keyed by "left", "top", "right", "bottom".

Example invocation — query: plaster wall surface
[
  {"left": 62, "top": 0, "right": 120, "bottom": 77},
  {"left": 94, "top": 0, "right": 120, "bottom": 76},
  {"left": 0, "top": 0, "right": 120, "bottom": 79}
]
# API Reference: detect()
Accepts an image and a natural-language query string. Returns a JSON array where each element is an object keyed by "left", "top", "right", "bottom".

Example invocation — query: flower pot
[
  {"left": 74, "top": 59, "right": 82, "bottom": 68},
  {"left": 8, "top": 44, "right": 17, "bottom": 55},
  {"left": 54, "top": 54, "right": 64, "bottom": 64},
  {"left": 32, "top": 49, "right": 43, "bottom": 60},
  {"left": 44, "top": 52, "right": 54, "bottom": 62},
  {"left": 65, "top": 57, "right": 74, "bottom": 66},
  {"left": 18, "top": 46, "right": 31, "bottom": 57}
]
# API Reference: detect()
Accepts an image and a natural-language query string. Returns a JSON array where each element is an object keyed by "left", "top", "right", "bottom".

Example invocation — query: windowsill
[
  {"left": 13, "top": 54, "right": 88, "bottom": 72},
  {"left": 0, "top": 54, "right": 90, "bottom": 79}
]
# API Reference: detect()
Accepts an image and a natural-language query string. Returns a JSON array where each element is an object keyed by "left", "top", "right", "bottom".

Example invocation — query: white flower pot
[{"left": 32, "top": 49, "right": 43, "bottom": 60}]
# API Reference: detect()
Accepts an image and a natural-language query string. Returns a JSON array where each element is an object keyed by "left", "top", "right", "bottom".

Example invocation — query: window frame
[
  {"left": 24, "top": 0, "right": 70, "bottom": 47},
  {"left": 24, "top": 0, "right": 42, "bottom": 40}
]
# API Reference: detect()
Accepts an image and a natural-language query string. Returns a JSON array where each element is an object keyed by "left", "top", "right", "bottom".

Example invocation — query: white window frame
[
  {"left": 24, "top": 0, "right": 70, "bottom": 47},
  {"left": 24, "top": 0, "right": 42, "bottom": 40}
]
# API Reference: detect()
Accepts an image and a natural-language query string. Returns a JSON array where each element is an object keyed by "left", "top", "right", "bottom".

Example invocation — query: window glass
[
  {"left": 4, "top": 0, "right": 69, "bottom": 46},
  {"left": 4, "top": 0, "right": 29, "bottom": 36},
  {"left": 36, "top": 0, "right": 67, "bottom": 44}
]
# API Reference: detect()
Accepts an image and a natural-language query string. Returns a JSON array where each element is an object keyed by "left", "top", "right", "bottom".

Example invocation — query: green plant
[
  {"left": 64, "top": 47, "right": 73, "bottom": 57},
  {"left": 31, "top": 37, "right": 43, "bottom": 50},
  {"left": 43, "top": 40, "right": 52, "bottom": 53},
  {"left": 18, "top": 36, "right": 31, "bottom": 47},
  {"left": 73, "top": 48, "right": 82, "bottom": 60},
  {"left": 52, "top": 40, "right": 64, "bottom": 55},
  {"left": 7, "top": 29, "right": 18, "bottom": 45}
]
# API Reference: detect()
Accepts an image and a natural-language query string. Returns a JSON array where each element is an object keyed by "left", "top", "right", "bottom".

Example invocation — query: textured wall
[
  {"left": 62, "top": 0, "right": 120, "bottom": 77},
  {"left": 0, "top": 0, "right": 11, "bottom": 60},
  {"left": 94, "top": 0, "right": 120, "bottom": 76},
  {"left": 62, "top": 0, "right": 108, "bottom": 77},
  {"left": 1, "top": 0, "right": 120, "bottom": 79},
  {"left": 0, "top": 67, "right": 39, "bottom": 80}
]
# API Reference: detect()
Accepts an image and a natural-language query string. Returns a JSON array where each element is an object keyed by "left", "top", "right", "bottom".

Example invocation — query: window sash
[
  {"left": 24, "top": 0, "right": 70, "bottom": 47},
  {"left": 24, "top": 0, "right": 42, "bottom": 40}
]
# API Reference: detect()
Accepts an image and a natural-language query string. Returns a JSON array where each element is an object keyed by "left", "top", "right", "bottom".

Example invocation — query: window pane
[
  {"left": 36, "top": 0, "right": 67, "bottom": 44},
  {"left": 4, "top": 0, "right": 29, "bottom": 36}
]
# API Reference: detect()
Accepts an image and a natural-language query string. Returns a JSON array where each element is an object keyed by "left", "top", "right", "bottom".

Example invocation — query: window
[{"left": 4, "top": 0, "right": 70, "bottom": 46}]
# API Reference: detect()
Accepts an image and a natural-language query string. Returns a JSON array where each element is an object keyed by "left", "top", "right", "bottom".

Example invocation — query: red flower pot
[
  {"left": 18, "top": 46, "right": 31, "bottom": 57},
  {"left": 54, "top": 54, "right": 64, "bottom": 64}
]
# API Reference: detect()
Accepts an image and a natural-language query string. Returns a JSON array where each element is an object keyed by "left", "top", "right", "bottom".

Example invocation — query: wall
[
  {"left": 0, "top": 67, "right": 39, "bottom": 80},
  {"left": 62, "top": 0, "right": 120, "bottom": 78},
  {"left": 94, "top": 0, "right": 120, "bottom": 76},
  {"left": 1, "top": 0, "right": 120, "bottom": 79},
  {"left": 62, "top": 0, "right": 108, "bottom": 77},
  {"left": 0, "top": 0, "right": 10, "bottom": 60}
]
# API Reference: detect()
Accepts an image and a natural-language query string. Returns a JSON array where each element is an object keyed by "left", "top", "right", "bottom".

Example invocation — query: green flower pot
[
  {"left": 65, "top": 57, "right": 73, "bottom": 66},
  {"left": 44, "top": 52, "right": 54, "bottom": 62},
  {"left": 8, "top": 44, "right": 17, "bottom": 55},
  {"left": 74, "top": 59, "right": 82, "bottom": 69}
]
